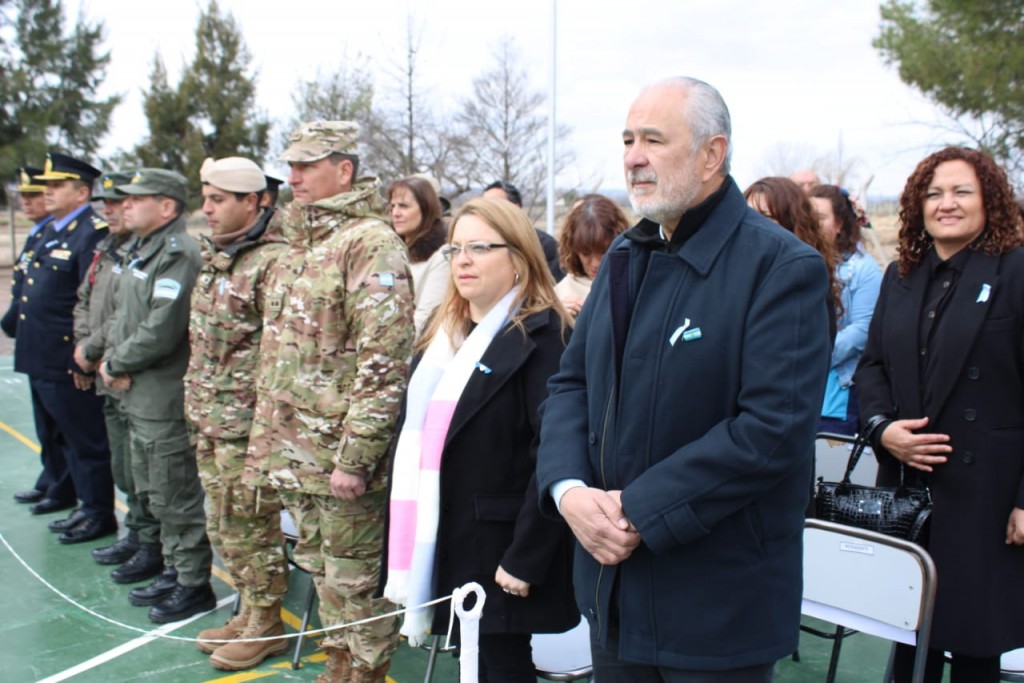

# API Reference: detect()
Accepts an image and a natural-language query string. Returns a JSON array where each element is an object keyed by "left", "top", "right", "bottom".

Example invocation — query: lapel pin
[
  {"left": 977, "top": 283, "right": 991, "bottom": 303},
  {"left": 670, "top": 318, "right": 696, "bottom": 346},
  {"left": 475, "top": 361, "right": 492, "bottom": 374}
]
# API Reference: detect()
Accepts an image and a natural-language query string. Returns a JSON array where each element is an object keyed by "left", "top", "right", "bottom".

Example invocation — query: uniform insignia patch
[
  {"left": 153, "top": 278, "right": 182, "bottom": 300},
  {"left": 50, "top": 249, "right": 71, "bottom": 261}
]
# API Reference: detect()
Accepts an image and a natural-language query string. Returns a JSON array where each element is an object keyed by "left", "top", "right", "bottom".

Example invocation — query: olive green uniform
[
  {"left": 105, "top": 214, "right": 211, "bottom": 586},
  {"left": 74, "top": 232, "right": 158, "bottom": 537}
]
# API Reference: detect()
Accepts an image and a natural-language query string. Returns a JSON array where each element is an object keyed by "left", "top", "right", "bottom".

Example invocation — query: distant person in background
[
  {"left": 555, "top": 194, "right": 629, "bottom": 319},
  {"left": 809, "top": 184, "right": 882, "bottom": 435},
  {"left": 790, "top": 169, "right": 820, "bottom": 193},
  {"left": 261, "top": 175, "right": 282, "bottom": 208},
  {"left": 745, "top": 176, "right": 842, "bottom": 344},
  {"left": 388, "top": 175, "right": 449, "bottom": 335},
  {"left": 483, "top": 179, "right": 564, "bottom": 281}
]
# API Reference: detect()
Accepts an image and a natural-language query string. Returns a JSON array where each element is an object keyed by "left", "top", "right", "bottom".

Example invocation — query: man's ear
[
  {"left": 701, "top": 135, "right": 728, "bottom": 181},
  {"left": 337, "top": 158, "right": 355, "bottom": 189}
]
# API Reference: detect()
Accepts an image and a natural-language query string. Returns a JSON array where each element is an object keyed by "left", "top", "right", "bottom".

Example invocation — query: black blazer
[
  {"left": 383, "top": 308, "right": 579, "bottom": 637},
  {"left": 856, "top": 248, "right": 1024, "bottom": 656}
]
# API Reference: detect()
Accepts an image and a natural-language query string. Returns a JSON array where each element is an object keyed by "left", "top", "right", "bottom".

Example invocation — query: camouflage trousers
[
  {"left": 104, "top": 397, "right": 159, "bottom": 543},
  {"left": 128, "top": 415, "right": 212, "bottom": 586},
  {"left": 195, "top": 434, "right": 288, "bottom": 607},
  {"left": 278, "top": 489, "right": 399, "bottom": 670}
]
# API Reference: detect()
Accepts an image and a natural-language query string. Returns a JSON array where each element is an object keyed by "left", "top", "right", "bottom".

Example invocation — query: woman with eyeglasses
[
  {"left": 388, "top": 175, "right": 449, "bottom": 336},
  {"left": 382, "top": 198, "right": 579, "bottom": 682}
]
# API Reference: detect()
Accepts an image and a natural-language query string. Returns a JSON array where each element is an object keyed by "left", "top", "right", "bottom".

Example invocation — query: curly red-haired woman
[{"left": 856, "top": 147, "right": 1024, "bottom": 683}]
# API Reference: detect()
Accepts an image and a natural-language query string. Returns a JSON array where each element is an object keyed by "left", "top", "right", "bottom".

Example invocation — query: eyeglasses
[{"left": 440, "top": 242, "right": 509, "bottom": 261}]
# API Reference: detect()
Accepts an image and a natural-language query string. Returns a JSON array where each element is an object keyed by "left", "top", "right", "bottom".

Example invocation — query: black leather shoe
[
  {"left": 112, "top": 544, "right": 165, "bottom": 585},
  {"left": 14, "top": 489, "right": 44, "bottom": 504},
  {"left": 30, "top": 498, "right": 76, "bottom": 515},
  {"left": 92, "top": 531, "right": 140, "bottom": 565},
  {"left": 148, "top": 583, "right": 216, "bottom": 624},
  {"left": 48, "top": 509, "right": 88, "bottom": 532},
  {"left": 58, "top": 517, "right": 117, "bottom": 544},
  {"left": 129, "top": 568, "right": 178, "bottom": 606}
]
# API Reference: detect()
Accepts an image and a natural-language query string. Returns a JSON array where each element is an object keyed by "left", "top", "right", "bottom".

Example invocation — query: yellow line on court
[{"left": 0, "top": 419, "right": 40, "bottom": 453}]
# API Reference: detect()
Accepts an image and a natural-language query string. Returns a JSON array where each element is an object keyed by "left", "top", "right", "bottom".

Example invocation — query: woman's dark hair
[
  {"left": 387, "top": 176, "right": 447, "bottom": 263},
  {"left": 808, "top": 184, "right": 861, "bottom": 256},
  {"left": 558, "top": 194, "right": 630, "bottom": 277},
  {"left": 744, "top": 176, "right": 843, "bottom": 316},
  {"left": 896, "top": 147, "right": 1023, "bottom": 277}
]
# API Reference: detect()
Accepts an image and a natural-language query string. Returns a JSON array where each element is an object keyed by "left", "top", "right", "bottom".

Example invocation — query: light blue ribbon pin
[
  {"left": 475, "top": 362, "right": 492, "bottom": 374},
  {"left": 977, "top": 283, "right": 991, "bottom": 303}
]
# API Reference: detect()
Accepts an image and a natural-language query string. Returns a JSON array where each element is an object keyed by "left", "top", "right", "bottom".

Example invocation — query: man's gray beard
[{"left": 628, "top": 184, "right": 699, "bottom": 228}]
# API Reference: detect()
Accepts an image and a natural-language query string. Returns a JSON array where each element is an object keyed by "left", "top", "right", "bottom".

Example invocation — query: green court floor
[{"left": 0, "top": 357, "right": 903, "bottom": 682}]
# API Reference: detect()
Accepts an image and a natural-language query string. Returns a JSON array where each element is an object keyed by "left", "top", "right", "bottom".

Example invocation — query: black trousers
[
  {"left": 590, "top": 618, "right": 774, "bottom": 683},
  {"left": 29, "top": 376, "right": 113, "bottom": 520},
  {"left": 893, "top": 643, "right": 1000, "bottom": 683}
]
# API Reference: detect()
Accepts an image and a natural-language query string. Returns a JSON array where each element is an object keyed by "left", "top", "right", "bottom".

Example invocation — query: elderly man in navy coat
[{"left": 537, "top": 77, "right": 831, "bottom": 681}]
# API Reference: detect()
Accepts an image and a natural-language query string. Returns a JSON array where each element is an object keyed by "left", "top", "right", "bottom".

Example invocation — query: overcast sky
[{"left": 64, "top": 0, "right": 963, "bottom": 200}]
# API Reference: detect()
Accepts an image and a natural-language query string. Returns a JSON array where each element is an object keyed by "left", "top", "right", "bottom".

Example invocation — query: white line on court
[{"left": 34, "top": 595, "right": 236, "bottom": 683}]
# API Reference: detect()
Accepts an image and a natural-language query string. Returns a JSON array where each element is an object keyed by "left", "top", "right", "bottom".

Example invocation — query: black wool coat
[
  {"left": 383, "top": 308, "right": 579, "bottom": 637},
  {"left": 856, "top": 247, "right": 1024, "bottom": 656}
]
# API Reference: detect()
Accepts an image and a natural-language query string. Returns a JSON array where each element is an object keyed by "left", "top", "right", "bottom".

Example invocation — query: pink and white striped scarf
[{"left": 384, "top": 287, "right": 519, "bottom": 646}]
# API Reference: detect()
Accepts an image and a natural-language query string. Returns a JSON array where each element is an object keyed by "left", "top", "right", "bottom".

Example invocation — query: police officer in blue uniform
[
  {"left": 15, "top": 152, "right": 117, "bottom": 543},
  {"left": 5, "top": 166, "right": 67, "bottom": 506}
]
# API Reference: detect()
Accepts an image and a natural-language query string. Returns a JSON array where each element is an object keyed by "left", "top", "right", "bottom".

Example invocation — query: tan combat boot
[
  {"left": 209, "top": 601, "right": 289, "bottom": 671},
  {"left": 349, "top": 660, "right": 391, "bottom": 683},
  {"left": 314, "top": 647, "right": 352, "bottom": 683},
  {"left": 196, "top": 601, "right": 251, "bottom": 654}
]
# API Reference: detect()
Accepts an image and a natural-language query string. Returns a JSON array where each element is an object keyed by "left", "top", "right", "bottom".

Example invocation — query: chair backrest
[
  {"left": 802, "top": 519, "right": 937, "bottom": 683},
  {"left": 532, "top": 617, "right": 592, "bottom": 681},
  {"left": 816, "top": 432, "right": 878, "bottom": 487}
]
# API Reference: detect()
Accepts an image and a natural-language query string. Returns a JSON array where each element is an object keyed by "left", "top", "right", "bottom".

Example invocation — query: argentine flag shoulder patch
[{"left": 153, "top": 278, "right": 182, "bottom": 301}]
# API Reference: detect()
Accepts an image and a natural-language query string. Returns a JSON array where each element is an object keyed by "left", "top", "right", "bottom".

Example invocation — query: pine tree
[
  {"left": 0, "top": 0, "right": 119, "bottom": 182},
  {"left": 135, "top": 0, "right": 269, "bottom": 203}
]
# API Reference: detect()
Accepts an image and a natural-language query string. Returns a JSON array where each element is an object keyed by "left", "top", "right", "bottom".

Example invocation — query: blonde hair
[{"left": 417, "top": 198, "right": 572, "bottom": 353}]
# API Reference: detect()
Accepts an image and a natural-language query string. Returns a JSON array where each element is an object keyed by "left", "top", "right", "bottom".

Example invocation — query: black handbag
[{"left": 814, "top": 434, "right": 932, "bottom": 543}]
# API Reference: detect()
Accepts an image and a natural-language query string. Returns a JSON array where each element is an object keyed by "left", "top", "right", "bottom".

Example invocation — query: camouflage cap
[
  {"left": 200, "top": 156, "right": 266, "bottom": 193},
  {"left": 92, "top": 171, "right": 134, "bottom": 200},
  {"left": 117, "top": 168, "right": 188, "bottom": 202},
  {"left": 280, "top": 121, "right": 360, "bottom": 163}
]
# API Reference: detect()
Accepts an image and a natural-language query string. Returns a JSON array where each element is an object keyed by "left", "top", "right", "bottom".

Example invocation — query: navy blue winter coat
[{"left": 537, "top": 179, "right": 830, "bottom": 671}]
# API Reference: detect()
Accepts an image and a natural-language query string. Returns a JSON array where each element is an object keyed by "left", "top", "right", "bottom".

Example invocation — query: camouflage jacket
[
  {"left": 249, "top": 178, "right": 415, "bottom": 495},
  {"left": 184, "top": 207, "right": 285, "bottom": 440},
  {"left": 105, "top": 214, "right": 202, "bottom": 420}
]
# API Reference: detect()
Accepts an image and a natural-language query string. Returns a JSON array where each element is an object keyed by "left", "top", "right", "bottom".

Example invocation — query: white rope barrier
[{"left": 0, "top": 530, "right": 452, "bottom": 645}]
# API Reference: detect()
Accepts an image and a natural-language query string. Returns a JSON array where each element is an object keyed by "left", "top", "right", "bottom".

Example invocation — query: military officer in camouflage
[
  {"left": 245, "top": 121, "right": 415, "bottom": 683},
  {"left": 73, "top": 171, "right": 162, "bottom": 571},
  {"left": 185, "top": 156, "right": 290, "bottom": 671},
  {"left": 17, "top": 153, "right": 116, "bottom": 542},
  {"left": 6, "top": 166, "right": 64, "bottom": 507},
  {"left": 99, "top": 169, "right": 215, "bottom": 623}
]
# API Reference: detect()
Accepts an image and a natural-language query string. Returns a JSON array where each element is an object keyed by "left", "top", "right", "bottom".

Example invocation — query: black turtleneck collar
[{"left": 625, "top": 176, "right": 733, "bottom": 254}]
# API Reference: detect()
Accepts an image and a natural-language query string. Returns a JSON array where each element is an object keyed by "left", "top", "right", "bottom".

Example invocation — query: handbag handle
[{"left": 840, "top": 430, "right": 917, "bottom": 494}]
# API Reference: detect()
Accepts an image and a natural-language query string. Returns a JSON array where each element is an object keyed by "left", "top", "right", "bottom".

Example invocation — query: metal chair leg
[
  {"left": 423, "top": 634, "right": 442, "bottom": 683},
  {"left": 291, "top": 581, "right": 317, "bottom": 670}
]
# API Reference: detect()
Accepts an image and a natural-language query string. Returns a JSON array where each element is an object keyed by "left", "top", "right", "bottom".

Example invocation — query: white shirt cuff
[{"left": 551, "top": 478, "right": 587, "bottom": 514}]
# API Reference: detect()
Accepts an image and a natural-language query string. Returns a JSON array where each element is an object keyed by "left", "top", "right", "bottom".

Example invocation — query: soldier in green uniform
[
  {"left": 73, "top": 171, "right": 162, "bottom": 572},
  {"left": 185, "top": 156, "right": 290, "bottom": 670},
  {"left": 99, "top": 169, "right": 214, "bottom": 623},
  {"left": 244, "top": 121, "right": 415, "bottom": 683}
]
